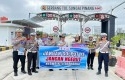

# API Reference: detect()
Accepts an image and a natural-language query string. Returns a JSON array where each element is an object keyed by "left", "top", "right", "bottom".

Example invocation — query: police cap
[
  {"left": 100, "top": 33, "right": 107, "bottom": 37},
  {"left": 30, "top": 33, "right": 36, "bottom": 36},
  {"left": 15, "top": 29, "right": 23, "bottom": 32}
]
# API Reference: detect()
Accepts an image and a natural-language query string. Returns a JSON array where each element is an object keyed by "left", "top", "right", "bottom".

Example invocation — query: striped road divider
[{"left": 0, "top": 46, "right": 13, "bottom": 52}]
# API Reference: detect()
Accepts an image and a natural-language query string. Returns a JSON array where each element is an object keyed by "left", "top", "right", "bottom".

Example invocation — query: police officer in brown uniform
[
  {"left": 12, "top": 29, "right": 27, "bottom": 76},
  {"left": 26, "top": 33, "right": 38, "bottom": 75},
  {"left": 86, "top": 35, "right": 96, "bottom": 70}
]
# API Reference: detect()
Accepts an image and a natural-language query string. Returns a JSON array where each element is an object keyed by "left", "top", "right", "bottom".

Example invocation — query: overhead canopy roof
[
  {"left": 0, "top": 23, "right": 25, "bottom": 28},
  {"left": 4, "top": 19, "right": 43, "bottom": 28}
]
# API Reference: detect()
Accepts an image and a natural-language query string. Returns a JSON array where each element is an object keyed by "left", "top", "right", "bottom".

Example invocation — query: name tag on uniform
[{"left": 18, "top": 47, "right": 25, "bottom": 55}]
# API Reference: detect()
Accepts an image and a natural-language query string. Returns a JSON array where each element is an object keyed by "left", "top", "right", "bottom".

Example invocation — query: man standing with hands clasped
[
  {"left": 12, "top": 29, "right": 27, "bottom": 76},
  {"left": 26, "top": 33, "right": 38, "bottom": 75}
]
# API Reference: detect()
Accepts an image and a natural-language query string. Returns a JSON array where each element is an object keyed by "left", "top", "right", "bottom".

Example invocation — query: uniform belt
[
  {"left": 28, "top": 51, "right": 37, "bottom": 53},
  {"left": 100, "top": 51, "right": 108, "bottom": 53}
]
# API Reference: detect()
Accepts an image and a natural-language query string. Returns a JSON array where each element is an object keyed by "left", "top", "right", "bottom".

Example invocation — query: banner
[
  {"left": 39, "top": 46, "right": 89, "bottom": 69},
  {"left": 41, "top": 5, "right": 102, "bottom": 12},
  {"left": 71, "top": 43, "right": 86, "bottom": 47}
]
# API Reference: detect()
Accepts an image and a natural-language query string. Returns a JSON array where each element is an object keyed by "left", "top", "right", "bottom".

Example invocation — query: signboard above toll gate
[{"left": 41, "top": 5, "right": 102, "bottom": 12}]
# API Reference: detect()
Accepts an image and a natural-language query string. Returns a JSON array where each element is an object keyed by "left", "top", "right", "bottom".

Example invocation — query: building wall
[
  {"left": 8, "top": 26, "right": 19, "bottom": 46},
  {"left": 0, "top": 26, "right": 18, "bottom": 46},
  {"left": 0, "top": 26, "right": 8, "bottom": 46}
]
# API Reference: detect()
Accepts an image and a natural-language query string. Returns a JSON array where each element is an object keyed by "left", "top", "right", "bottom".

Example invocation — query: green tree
[{"left": 111, "top": 34, "right": 124, "bottom": 47}]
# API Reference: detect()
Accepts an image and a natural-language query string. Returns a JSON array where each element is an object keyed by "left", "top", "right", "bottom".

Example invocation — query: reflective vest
[{"left": 87, "top": 41, "right": 96, "bottom": 48}]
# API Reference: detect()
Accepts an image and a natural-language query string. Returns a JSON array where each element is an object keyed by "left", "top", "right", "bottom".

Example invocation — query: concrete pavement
[
  {"left": 1, "top": 50, "right": 123, "bottom": 80},
  {"left": 0, "top": 36, "right": 123, "bottom": 80}
]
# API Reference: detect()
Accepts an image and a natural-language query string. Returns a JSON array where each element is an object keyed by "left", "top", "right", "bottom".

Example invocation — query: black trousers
[
  {"left": 87, "top": 52, "right": 95, "bottom": 68},
  {"left": 27, "top": 52, "right": 37, "bottom": 72},
  {"left": 13, "top": 51, "right": 26, "bottom": 73},
  {"left": 98, "top": 52, "right": 109, "bottom": 73}
]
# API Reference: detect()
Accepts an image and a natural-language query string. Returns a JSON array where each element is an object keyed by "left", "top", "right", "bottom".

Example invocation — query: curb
[{"left": 0, "top": 46, "right": 13, "bottom": 52}]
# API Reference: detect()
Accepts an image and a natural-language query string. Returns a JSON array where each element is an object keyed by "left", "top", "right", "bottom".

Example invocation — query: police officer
[
  {"left": 48, "top": 34, "right": 56, "bottom": 71},
  {"left": 96, "top": 33, "right": 110, "bottom": 77},
  {"left": 87, "top": 35, "right": 96, "bottom": 70},
  {"left": 57, "top": 34, "right": 67, "bottom": 47},
  {"left": 48, "top": 34, "right": 56, "bottom": 46},
  {"left": 36, "top": 33, "right": 44, "bottom": 69},
  {"left": 42, "top": 33, "right": 49, "bottom": 46},
  {"left": 12, "top": 29, "right": 27, "bottom": 76},
  {"left": 26, "top": 33, "right": 38, "bottom": 75}
]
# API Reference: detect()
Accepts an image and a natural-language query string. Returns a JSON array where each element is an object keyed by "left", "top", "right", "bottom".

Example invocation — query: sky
[{"left": 0, "top": 0, "right": 125, "bottom": 34}]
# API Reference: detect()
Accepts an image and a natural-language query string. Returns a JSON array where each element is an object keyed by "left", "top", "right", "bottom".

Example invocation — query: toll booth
[
  {"left": 31, "top": 12, "right": 116, "bottom": 40},
  {"left": 88, "top": 13, "right": 116, "bottom": 40}
]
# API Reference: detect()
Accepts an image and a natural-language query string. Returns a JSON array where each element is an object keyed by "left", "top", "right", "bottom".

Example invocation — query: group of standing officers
[
  {"left": 12, "top": 29, "right": 67, "bottom": 76},
  {"left": 12, "top": 29, "right": 110, "bottom": 77}
]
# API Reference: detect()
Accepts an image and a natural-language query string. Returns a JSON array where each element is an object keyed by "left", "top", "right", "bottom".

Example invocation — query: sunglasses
[
  {"left": 102, "top": 36, "right": 106, "bottom": 38},
  {"left": 49, "top": 36, "right": 53, "bottom": 37}
]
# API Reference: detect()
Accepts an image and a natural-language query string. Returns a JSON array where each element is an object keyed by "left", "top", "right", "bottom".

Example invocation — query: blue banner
[{"left": 39, "top": 46, "right": 89, "bottom": 69}]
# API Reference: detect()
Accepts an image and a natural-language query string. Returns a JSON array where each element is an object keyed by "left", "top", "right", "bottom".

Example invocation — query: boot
[
  {"left": 14, "top": 72, "right": 18, "bottom": 76},
  {"left": 28, "top": 72, "right": 32, "bottom": 75},
  {"left": 90, "top": 67, "right": 94, "bottom": 70},
  {"left": 21, "top": 70, "right": 27, "bottom": 74},
  {"left": 87, "top": 66, "right": 90, "bottom": 70},
  {"left": 49, "top": 69, "right": 53, "bottom": 71},
  {"left": 32, "top": 70, "right": 38, "bottom": 73},
  {"left": 105, "top": 73, "right": 108, "bottom": 77},
  {"left": 96, "top": 71, "right": 101, "bottom": 75}
]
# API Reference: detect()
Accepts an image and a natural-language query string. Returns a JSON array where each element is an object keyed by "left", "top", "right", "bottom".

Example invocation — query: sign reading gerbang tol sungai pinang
[{"left": 41, "top": 5, "right": 102, "bottom": 12}]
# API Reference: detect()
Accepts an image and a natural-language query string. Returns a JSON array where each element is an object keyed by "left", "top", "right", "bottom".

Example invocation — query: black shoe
[
  {"left": 91, "top": 67, "right": 94, "bottom": 70},
  {"left": 88, "top": 67, "right": 90, "bottom": 70},
  {"left": 21, "top": 70, "right": 27, "bottom": 74},
  {"left": 59, "top": 69, "right": 62, "bottom": 70},
  {"left": 64, "top": 69, "right": 67, "bottom": 70},
  {"left": 32, "top": 70, "right": 38, "bottom": 73},
  {"left": 28, "top": 72, "right": 32, "bottom": 75},
  {"left": 105, "top": 73, "right": 108, "bottom": 77},
  {"left": 49, "top": 69, "right": 53, "bottom": 71},
  {"left": 14, "top": 72, "right": 18, "bottom": 76},
  {"left": 72, "top": 69, "right": 75, "bottom": 70},
  {"left": 96, "top": 71, "right": 101, "bottom": 75},
  {"left": 36, "top": 67, "right": 39, "bottom": 69}
]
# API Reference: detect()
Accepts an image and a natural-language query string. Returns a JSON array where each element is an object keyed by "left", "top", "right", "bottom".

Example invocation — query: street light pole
[
  {"left": 107, "top": 1, "right": 125, "bottom": 14},
  {"left": 28, "top": 13, "right": 38, "bottom": 19},
  {"left": 29, "top": 13, "right": 31, "bottom": 19}
]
